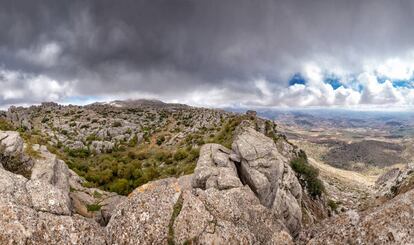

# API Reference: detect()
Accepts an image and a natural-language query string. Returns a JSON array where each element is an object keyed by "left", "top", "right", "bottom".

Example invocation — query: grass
[{"left": 86, "top": 203, "right": 102, "bottom": 212}]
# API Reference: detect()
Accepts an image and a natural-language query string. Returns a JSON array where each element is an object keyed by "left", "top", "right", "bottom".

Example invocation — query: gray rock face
[
  {"left": 0, "top": 201, "right": 106, "bottom": 245},
  {"left": 232, "top": 126, "right": 303, "bottom": 235},
  {"left": 0, "top": 130, "right": 123, "bottom": 244},
  {"left": 107, "top": 176, "right": 294, "bottom": 245},
  {"left": 376, "top": 163, "right": 414, "bottom": 198},
  {"left": 302, "top": 188, "right": 414, "bottom": 244},
  {"left": 0, "top": 131, "right": 33, "bottom": 176},
  {"left": 192, "top": 144, "right": 242, "bottom": 190},
  {"left": 90, "top": 140, "right": 114, "bottom": 154},
  {"left": 106, "top": 178, "right": 183, "bottom": 245}
]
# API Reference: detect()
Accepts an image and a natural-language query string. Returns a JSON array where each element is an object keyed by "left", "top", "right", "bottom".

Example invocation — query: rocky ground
[
  {"left": 1, "top": 101, "right": 414, "bottom": 244},
  {"left": 0, "top": 112, "right": 329, "bottom": 244}
]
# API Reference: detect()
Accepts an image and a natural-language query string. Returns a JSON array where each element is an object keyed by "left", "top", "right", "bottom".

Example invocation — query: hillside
[{"left": 1, "top": 101, "right": 414, "bottom": 244}]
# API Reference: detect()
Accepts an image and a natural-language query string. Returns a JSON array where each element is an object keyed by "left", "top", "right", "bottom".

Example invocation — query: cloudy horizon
[{"left": 1, "top": 0, "right": 414, "bottom": 110}]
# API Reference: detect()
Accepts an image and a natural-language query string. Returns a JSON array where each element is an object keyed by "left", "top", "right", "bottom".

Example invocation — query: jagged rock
[
  {"left": 302, "top": 188, "right": 414, "bottom": 244},
  {"left": 107, "top": 175, "right": 294, "bottom": 245},
  {"left": 192, "top": 144, "right": 242, "bottom": 190},
  {"left": 67, "top": 141, "right": 86, "bottom": 150},
  {"left": 376, "top": 163, "right": 414, "bottom": 198},
  {"left": 90, "top": 141, "right": 114, "bottom": 154},
  {"left": 0, "top": 131, "right": 24, "bottom": 154},
  {"left": 31, "top": 145, "right": 70, "bottom": 192},
  {"left": 0, "top": 131, "right": 33, "bottom": 177},
  {"left": 70, "top": 191, "right": 95, "bottom": 218},
  {"left": 232, "top": 125, "right": 303, "bottom": 235},
  {"left": 0, "top": 131, "right": 125, "bottom": 244}
]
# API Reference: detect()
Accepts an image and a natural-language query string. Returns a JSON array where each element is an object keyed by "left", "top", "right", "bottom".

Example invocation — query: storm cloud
[{"left": 1, "top": 0, "right": 414, "bottom": 109}]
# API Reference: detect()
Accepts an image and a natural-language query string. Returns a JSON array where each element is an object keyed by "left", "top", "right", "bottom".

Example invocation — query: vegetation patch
[
  {"left": 86, "top": 203, "right": 102, "bottom": 212},
  {"left": 168, "top": 194, "right": 184, "bottom": 245},
  {"left": 290, "top": 150, "right": 325, "bottom": 197},
  {"left": 0, "top": 118, "right": 15, "bottom": 131}
]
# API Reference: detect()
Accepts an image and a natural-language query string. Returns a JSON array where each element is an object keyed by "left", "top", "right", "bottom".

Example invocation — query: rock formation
[
  {"left": 0, "top": 119, "right": 314, "bottom": 244},
  {"left": 107, "top": 120, "right": 305, "bottom": 244}
]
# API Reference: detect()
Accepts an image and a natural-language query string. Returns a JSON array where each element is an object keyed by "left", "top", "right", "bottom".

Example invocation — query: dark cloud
[{"left": 1, "top": 0, "right": 414, "bottom": 108}]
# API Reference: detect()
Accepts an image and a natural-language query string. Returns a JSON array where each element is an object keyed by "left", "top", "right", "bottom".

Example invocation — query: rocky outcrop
[
  {"left": 107, "top": 122, "right": 307, "bottom": 244},
  {"left": 232, "top": 124, "right": 303, "bottom": 235},
  {"left": 375, "top": 163, "right": 414, "bottom": 198},
  {"left": 0, "top": 121, "right": 323, "bottom": 244},
  {"left": 0, "top": 131, "right": 33, "bottom": 177},
  {"left": 0, "top": 130, "right": 123, "bottom": 244},
  {"left": 301, "top": 187, "right": 414, "bottom": 244}
]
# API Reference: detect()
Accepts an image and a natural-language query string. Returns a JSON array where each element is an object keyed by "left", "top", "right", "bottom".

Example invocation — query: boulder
[
  {"left": 106, "top": 178, "right": 184, "bottom": 244},
  {"left": 232, "top": 125, "right": 303, "bottom": 235},
  {"left": 0, "top": 131, "right": 33, "bottom": 177},
  {"left": 192, "top": 144, "right": 242, "bottom": 190}
]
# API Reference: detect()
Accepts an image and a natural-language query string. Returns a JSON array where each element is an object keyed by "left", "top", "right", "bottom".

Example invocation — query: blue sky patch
[
  {"left": 288, "top": 73, "right": 306, "bottom": 86},
  {"left": 324, "top": 77, "right": 342, "bottom": 90}
]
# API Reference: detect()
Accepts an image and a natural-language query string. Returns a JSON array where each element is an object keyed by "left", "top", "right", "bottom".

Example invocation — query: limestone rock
[
  {"left": 232, "top": 125, "right": 303, "bottom": 235},
  {"left": 303, "top": 188, "right": 414, "bottom": 244},
  {"left": 376, "top": 163, "right": 414, "bottom": 198},
  {"left": 106, "top": 178, "right": 184, "bottom": 244},
  {"left": 90, "top": 141, "right": 114, "bottom": 154},
  {"left": 174, "top": 187, "right": 293, "bottom": 245},
  {"left": 0, "top": 131, "right": 33, "bottom": 176},
  {"left": 192, "top": 144, "right": 242, "bottom": 190},
  {"left": 0, "top": 131, "right": 24, "bottom": 154},
  {"left": 0, "top": 202, "right": 106, "bottom": 245}
]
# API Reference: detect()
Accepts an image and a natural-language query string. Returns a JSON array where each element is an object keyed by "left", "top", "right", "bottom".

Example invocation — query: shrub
[
  {"left": 174, "top": 149, "right": 188, "bottom": 161},
  {"left": 0, "top": 119, "right": 14, "bottom": 131},
  {"left": 86, "top": 204, "right": 102, "bottom": 212},
  {"left": 290, "top": 150, "right": 324, "bottom": 197},
  {"left": 93, "top": 190, "right": 103, "bottom": 198},
  {"left": 65, "top": 148, "right": 90, "bottom": 158},
  {"left": 156, "top": 135, "right": 166, "bottom": 146},
  {"left": 109, "top": 178, "right": 130, "bottom": 195},
  {"left": 327, "top": 199, "right": 339, "bottom": 211}
]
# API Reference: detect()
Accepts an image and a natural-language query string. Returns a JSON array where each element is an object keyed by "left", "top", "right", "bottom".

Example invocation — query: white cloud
[{"left": 0, "top": 68, "right": 75, "bottom": 105}]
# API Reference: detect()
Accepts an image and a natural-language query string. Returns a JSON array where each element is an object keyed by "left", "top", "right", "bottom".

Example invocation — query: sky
[{"left": 1, "top": 0, "right": 414, "bottom": 110}]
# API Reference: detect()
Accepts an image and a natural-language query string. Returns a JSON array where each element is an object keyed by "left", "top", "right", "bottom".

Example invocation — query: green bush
[
  {"left": 173, "top": 149, "right": 188, "bottom": 161},
  {"left": 86, "top": 204, "right": 102, "bottom": 212},
  {"left": 109, "top": 178, "right": 130, "bottom": 195},
  {"left": 156, "top": 135, "right": 165, "bottom": 146},
  {"left": 0, "top": 119, "right": 15, "bottom": 131},
  {"left": 65, "top": 148, "right": 90, "bottom": 158},
  {"left": 290, "top": 150, "right": 324, "bottom": 197},
  {"left": 327, "top": 199, "right": 339, "bottom": 211}
]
